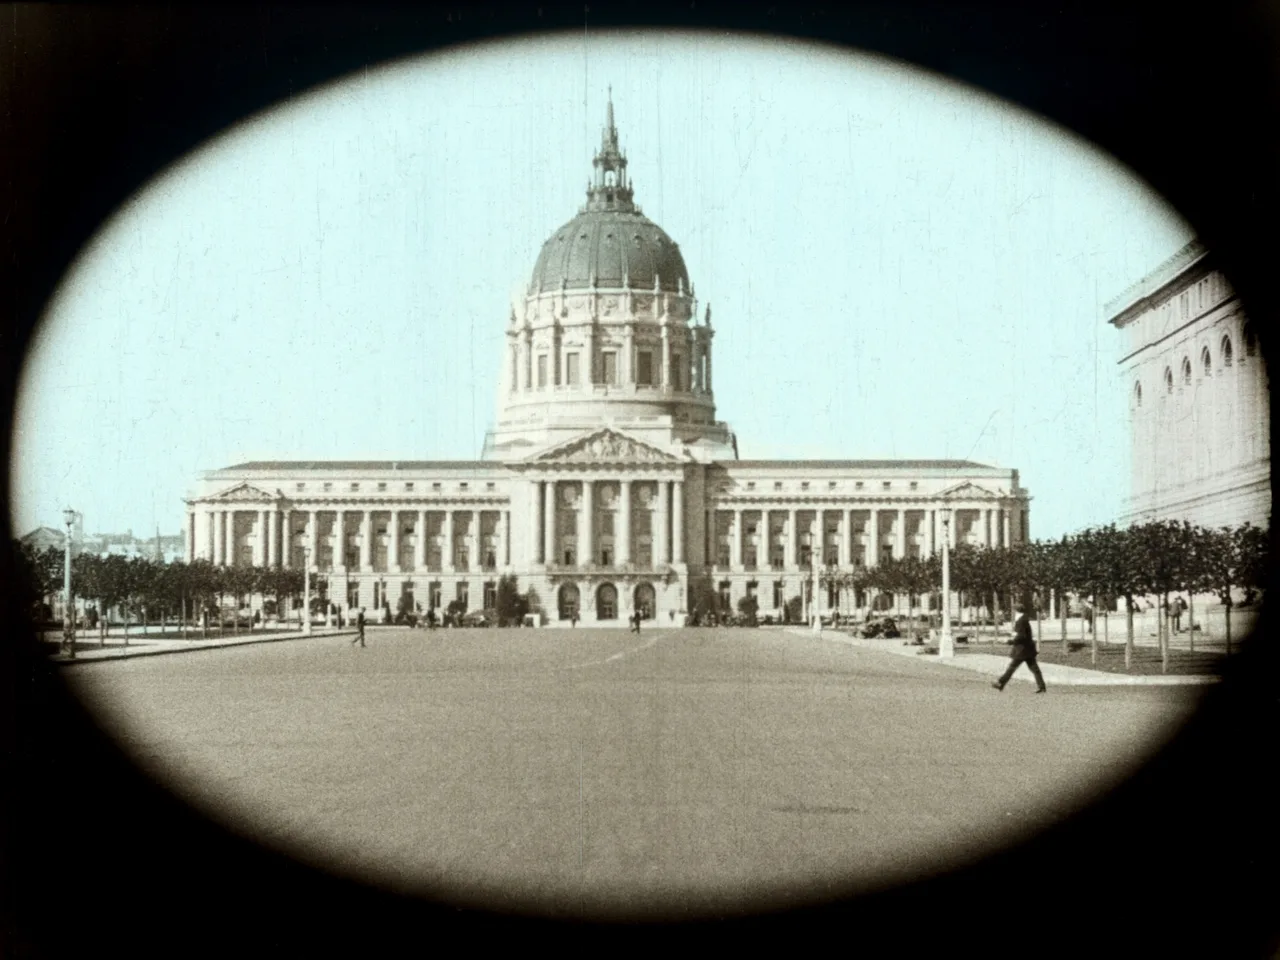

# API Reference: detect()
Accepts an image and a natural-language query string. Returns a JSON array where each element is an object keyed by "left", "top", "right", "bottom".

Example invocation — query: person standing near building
[
  {"left": 993, "top": 601, "right": 1046, "bottom": 693},
  {"left": 352, "top": 607, "right": 366, "bottom": 648}
]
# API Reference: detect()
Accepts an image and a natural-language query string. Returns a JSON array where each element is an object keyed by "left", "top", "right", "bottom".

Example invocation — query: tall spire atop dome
[{"left": 585, "top": 88, "right": 636, "bottom": 212}]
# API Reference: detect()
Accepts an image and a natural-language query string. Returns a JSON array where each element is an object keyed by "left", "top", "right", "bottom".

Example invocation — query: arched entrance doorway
[
  {"left": 633, "top": 583, "right": 656, "bottom": 620},
  {"left": 558, "top": 583, "right": 580, "bottom": 621},
  {"left": 596, "top": 583, "right": 618, "bottom": 620}
]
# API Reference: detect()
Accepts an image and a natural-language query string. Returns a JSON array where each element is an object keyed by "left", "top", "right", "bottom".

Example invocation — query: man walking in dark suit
[
  {"left": 351, "top": 607, "right": 366, "bottom": 648},
  {"left": 993, "top": 601, "right": 1046, "bottom": 693}
]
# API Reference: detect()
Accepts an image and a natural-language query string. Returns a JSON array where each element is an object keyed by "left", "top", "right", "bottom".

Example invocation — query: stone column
[
  {"left": 468, "top": 512, "right": 481, "bottom": 571},
  {"left": 529, "top": 483, "right": 542, "bottom": 565},
  {"left": 672, "top": 481, "right": 684, "bottom": 564},
  {"left": 866, "top": 509, "right": 878, "bottom": 567},
  {"left": 416, "top": 510, "right": 427, "bottom": 571},
  {"left": 443, "top": 511, "right": 455, "bottom": 572},
  {"left": 618, "top": 480, "right": 632, "bottom": 565},
  {"left": 705, "top": 333, "right": 713, "bottom": 392},
  {"left": 359, "top": 510, "right": 371, "bottom": 571},
  {"left": 389, "top": 511, "right": 401, "bottom": 572},
  {"left": 280, "top": 511, "right": 291, "bottom": 568},
  {"left": 896, "top": 509, "right": 906, "bottom": 560},
  {"left": 1003, "top": 510, "right": 1012, "bottom": 547},
  {"left": 268, "top": 510, "right": 280, "bottom": 567},
  {"left": 656, "top": 481, "right": 670, "bottom": 565},
  {"left": 581, "top": 481, "right": 594, "bottom": 566},
  {"left": 760, "top": 510, "right": 771, "bottom": 569},
  {"left": 585, "top": 325, "right": 595, "bottom": 385},
  {"left": 307, "top": 511, "right": 319, "bottom": 568},
  {"left": 928, "top": 510, "right": 936, "bottom": 556},
  {"left": 623, "top": 323, "right": 634, "bottom": 386},
  {"left": 732, "top": 508, "right": 743, "bottom": 570},
  {"left": 543, "top": 482, "right": 556, "bottom": 567},
  {"left": 253, "top": 510, "right": 266, "bottom": 566},
  {"left": 203, "top": 509, "right": 215, "bottom": 562},
  {"left": 225, "top": 511, "right": 236, "bottom": 565},
  {"left": 787, "top": 508, "right": 798, "bottom": 569},
  {"left": 502, "top": 510, "right": 511, "bottom": 567},
  {"left": 661, "top": 323, "right": 671, "bottom": 391},
  {"left": 521, "top": 328, "right": 532, "bottom": 391}
]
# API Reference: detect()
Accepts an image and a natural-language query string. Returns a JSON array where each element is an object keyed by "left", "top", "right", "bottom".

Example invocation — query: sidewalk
[
  {"left": 47, "top": 626, "right": 356, "bottom": 664},
  {"left": 783, "top": 626, "right": 1221, "bottom": 686}
]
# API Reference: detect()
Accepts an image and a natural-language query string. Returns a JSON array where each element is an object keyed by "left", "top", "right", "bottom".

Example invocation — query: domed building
[{"left": 185, "top": 96, "right": 1032, "bottom": 626}]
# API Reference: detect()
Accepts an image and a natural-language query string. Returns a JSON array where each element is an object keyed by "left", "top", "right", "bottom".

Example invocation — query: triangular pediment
[
  {"left": 939, "top": 481, "right": 1001, "bottom": 500},
  {"left": 207, "top": 482, "right": 279, "bottom": 503},
  {"left": 531, "top": 428, "right": 680, "bottom": 464}
]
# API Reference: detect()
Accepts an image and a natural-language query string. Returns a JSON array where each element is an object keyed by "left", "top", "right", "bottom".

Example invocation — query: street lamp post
[
  {"left": 939, "top": 505, "right": 954, "bottom": 658},
  {"left": 302, "top": 546, "right": 313, "bottom": 636},
  {"left": 62, "top": 508, "right": 76, "bottom": 658}
]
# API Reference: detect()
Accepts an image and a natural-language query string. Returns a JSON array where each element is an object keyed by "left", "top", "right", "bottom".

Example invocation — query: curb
[
  {"left": 800, "top": 628, "right": 1222, "bottom": 687},
  {"left": 52, "top": 629, "right": 356, "bottom": 665}
]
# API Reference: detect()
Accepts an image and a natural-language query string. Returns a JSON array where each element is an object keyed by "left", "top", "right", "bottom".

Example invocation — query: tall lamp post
[
  {"left": 61, "top": 508, "right": 76, "bottom": 658},
  {"left": 939, "top": 504, "right": 954, "bottom": 658},
  {"left": 302, "top": 545, "right": 313, "bottom": 636}
]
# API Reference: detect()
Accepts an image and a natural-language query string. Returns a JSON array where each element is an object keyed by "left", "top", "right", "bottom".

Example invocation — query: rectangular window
[
  {"left": 671, "top": 355, "right": 682, "bottom": 391},
  {"left": 855, "top": 481, "right": 864, "bottom": 489},
  {"left": 882, "top": 481, "right": 891, "bottom": 490},
  {"left": 431, "top": 482, "right": 441, "bottom": 492},
  {"left": 377, "top": 482, "right": 387, "bottom": 492},
  {"left": 483, "top": 581, "right": 497, "bottom": 609},
  {"left": 746, "top": 481, "right": 756, "bottom": 490},
  {"left": 566, "top": 352, "right": 580, "bottom": 386},
  {"left": 828, "top": 481, "right": 837, "bottom": 490},
  {"left": 296, "top": 482, "right": 305, "bottom": 491},
  {"left": 405, "top": 482, "right": 414, "bottom": 492},
  {"left": 351, "top": 482, "right": 360, "bottom": 491},
  {"left": 485, "top": 482, "right": 495, "bottom": 491},
  {"left": 322, "top": 482, "right": 332, "bottom": 492},
  {"left": 602, "top": 351, "right": 618, "bottom": 385},
  {"left": 537, "top": 355, "right": 548, "bottom": 388},
  {"left": 459, "top": 482, "right": 468, "bottom": 491},
  {"left": 773, "top": 581, "right": 785, "bottom": 609},
  {"left": 801, "top": 482, "right": 810, "bottom": 491},
  {"left": 909, "top": 481, "right": 918, "bottom": 490},
  {"left": 636, "top": 350, "right": 653, "bottom": 385},
  {"left": 773, "top": 481, "right": 783, "bottom": 491},
  {"left": 429, "top": 582, "right": 442, "bottom": 610},
  {"left": 456, "top": 581, "right": 469, "bottom": 609}
]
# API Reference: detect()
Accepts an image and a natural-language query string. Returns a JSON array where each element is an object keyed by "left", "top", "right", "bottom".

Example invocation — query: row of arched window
[{"left": 1133, "top": 322, "right": 1256, "bottom": 407}]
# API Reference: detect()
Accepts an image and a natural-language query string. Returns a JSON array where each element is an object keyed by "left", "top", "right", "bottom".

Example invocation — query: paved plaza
[{"left": 64, "top": 626, "right": 1204, "bottom": 919}]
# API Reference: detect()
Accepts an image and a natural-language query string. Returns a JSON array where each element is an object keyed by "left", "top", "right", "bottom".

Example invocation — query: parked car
[
  {"left": 860, "top": 616, "right": 900, "bottom": 639},
  {"left": 460, "top": 610, "right": 492, "bottom": 628}
]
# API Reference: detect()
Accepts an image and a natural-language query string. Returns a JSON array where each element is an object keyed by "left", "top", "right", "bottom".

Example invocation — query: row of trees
[
  {"left": 13, "top": 545, "right": 309, "bottom": 644},
  {"left": 815, "top": 520, "right": 1267, "bottom": 669}
]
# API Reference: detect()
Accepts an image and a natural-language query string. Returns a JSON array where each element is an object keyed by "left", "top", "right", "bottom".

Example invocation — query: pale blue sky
[{"left": 10, "top": 31, "right": 1191, "bottom": 541}]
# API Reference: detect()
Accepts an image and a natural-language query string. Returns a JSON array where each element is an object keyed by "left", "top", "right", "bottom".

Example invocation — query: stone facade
[
  {"left": 1108, "top": 240, "right": 1270, "bottom": 529},
  {"left": 186, "top": 96, "right": 1032, "bottom": 625}
]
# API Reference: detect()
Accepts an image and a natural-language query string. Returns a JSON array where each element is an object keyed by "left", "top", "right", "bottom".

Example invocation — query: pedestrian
[
  {"left": 1171, "top": 596, "right": 1185, "bottom": 633},
  {"left": 571, "top": 611, "right": 578, "bottom": 628},
  {"left": 631, "top": 610, "right": 641, "bottom": 634},
  {"left": 993, "top": 601, "right": 1046, "bottom": 693},
  {"left": 352, "top": 607, "right": 366, "bottom": 647}
]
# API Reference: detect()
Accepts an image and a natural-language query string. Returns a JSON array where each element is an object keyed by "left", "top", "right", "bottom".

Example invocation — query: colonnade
[
  {"left": 529, "top": 477, "right": 685, "bottom": 568},
  {"left": 707, "top": 503, "right": 1019, "bottom": 571},
  {"left": 186, "top": 505, "right": 512, "bottom": 573}
]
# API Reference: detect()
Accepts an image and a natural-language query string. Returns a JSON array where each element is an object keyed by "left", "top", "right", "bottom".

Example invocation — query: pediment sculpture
[
  {"left": 208, "top": 482, "right": 277, "bottom": 503},
  {"left": 538, "top": 429, "right": 675, "bottom": 463}
]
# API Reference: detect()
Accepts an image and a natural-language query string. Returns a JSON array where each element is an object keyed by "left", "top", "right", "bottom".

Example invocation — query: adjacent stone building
[
  {"left": 1107, "top": 239, "right": 1270, "bottom": 529},
  {"left": 186, "top": 98, "right": 1031, "bottom": 624}
]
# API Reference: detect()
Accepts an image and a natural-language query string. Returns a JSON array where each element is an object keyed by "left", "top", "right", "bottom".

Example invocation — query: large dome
[{"left": 527, "top": 209, "right": 689, "bottom": 295}]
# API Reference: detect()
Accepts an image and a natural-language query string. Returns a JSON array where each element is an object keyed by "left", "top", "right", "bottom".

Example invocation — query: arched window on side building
[
  {"left": 1201, "top": 345, "right": 1212, "bottom": 377},
  {"left": 1181, "top": 356, "right": 1192, "bottom": 385},
  {"left": 1164, "top": 367, "right": 1174, "bottom": 394},
  {"left": 1221, "top": 334, "right": 1234, "bottom": 368},
  {"left": 1243, "top": 321, "right": 1256, "bottom": 358}
]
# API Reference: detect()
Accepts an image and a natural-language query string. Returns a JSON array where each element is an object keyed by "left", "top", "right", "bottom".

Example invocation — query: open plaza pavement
[{"left": 55, "top": 621, "right": 1216, "bottom": 920}]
